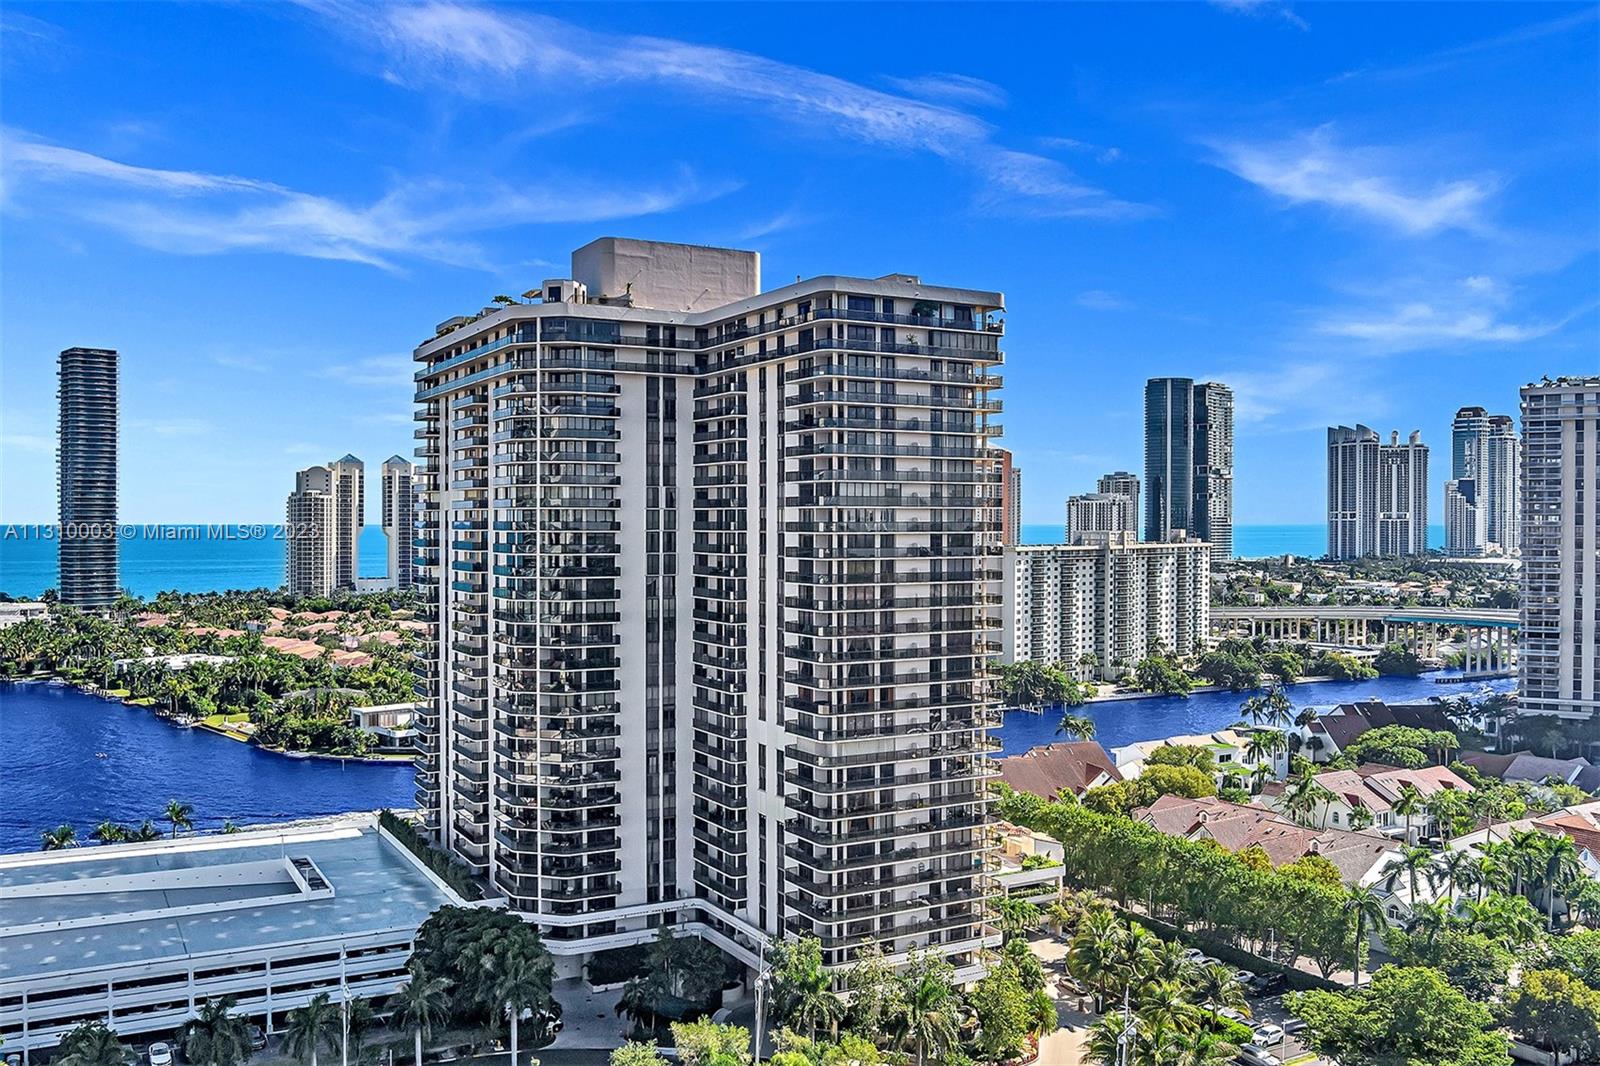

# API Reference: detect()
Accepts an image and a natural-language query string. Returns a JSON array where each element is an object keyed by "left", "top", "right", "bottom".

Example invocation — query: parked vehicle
[
  {"left": 247, "top": 1024, "right": 267, "bottom": 1051},
  {"left": 1251, "top": 1023, "right": 1286, "bottom": 1046},
  {"left": 1246, "top": 971, "right": 1286, "bottom": 995},
  {"left": 1237, "top": 1045, "right": 1283, "bottom": 1066},
  {"left": 148, "top": 1043, "right": 175, "bottom": 1066}
]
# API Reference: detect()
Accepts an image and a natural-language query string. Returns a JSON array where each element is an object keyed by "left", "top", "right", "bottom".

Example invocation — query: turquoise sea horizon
[{"left": 0, "top": 522, "right": 1447, "bottom": 599}]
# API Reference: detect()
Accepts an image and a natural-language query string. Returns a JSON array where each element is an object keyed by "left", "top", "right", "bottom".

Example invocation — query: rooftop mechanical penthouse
[{"left": 412, "top": 237, "right": 1006, "bottom": 978}]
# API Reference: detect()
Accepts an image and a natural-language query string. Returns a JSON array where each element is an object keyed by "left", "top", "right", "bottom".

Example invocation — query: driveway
[{"left": 547, "top": 978, "right": 632, "bottom": 1050}]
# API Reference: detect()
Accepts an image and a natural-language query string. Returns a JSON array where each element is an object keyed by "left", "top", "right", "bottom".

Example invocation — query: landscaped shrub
[{"left": 379, "top": 809, "right": 483, "bottom": 900}]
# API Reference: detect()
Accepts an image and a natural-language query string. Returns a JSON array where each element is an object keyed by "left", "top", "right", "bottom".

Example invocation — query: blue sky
[{"left": 1, "top": 1, "right": 1595, "bottom": 525}]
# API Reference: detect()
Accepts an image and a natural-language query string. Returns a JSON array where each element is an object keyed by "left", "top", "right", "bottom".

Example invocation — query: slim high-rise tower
[
  {"left": 57, "top": 347, "right": 119, "bottom": 607},
  {"left": 286, "top": 465, "right": 337, "bottom": 596},
  {"left": 1378, "top": 430, "right": 1429, "bottom": 557},
  {"left": 1192, "top": 382, "right": 1234, "bottom": 563},
  {"left": 1144, "top": 378, "right": 1193, "bottom": 542},
  {"left": 1519, "top": 378, "right": 1600, "bottom": 721},
  {"left": 1448, "top": 406, "right": 1519, "bottom": 556},
  {"left": 412, "top": 238, "right": 1004, "bottom": 978},
  {"left": 327, "top": 455, "right": 365, "bottom": 590},
  {"left": 381, "top": 455, "right": 416, "bottom": 589}
]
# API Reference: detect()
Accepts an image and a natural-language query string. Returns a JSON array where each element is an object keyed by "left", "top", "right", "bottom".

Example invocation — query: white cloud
[
  {"left": 1217, "top": 362, "right": 1364, "bottom": 427},
  {"left": 882, "top": 73, "right": 1008, "bottom": 109},
  {"left": 127, "top": 417, "right": 212, "bottom": 437},
  {"left": 1210, "top": 126, "right": 1495, "bottom": 235},
  {"left": 0, "top": 432, "right": 53, "bottom": 453},
  {"left": 1076, "top": 289, "right": 1132, "bottom": 311},
  {"left": 1312, "top": 275, "right": 1589, "bottom": 352},
  {"left": 305, "top": 1, "right": 1147, "bottom": 222},
  {"left": 1, "top": 129, "right": 728, "bottom": 271},
  {"left": 318, "top": 356, "right": 412, "bottom": 389},
  {"left": 1041, "top": 137, "right": 1123, "bottom": 165},
  {"left": 1208, "top": 0, "right": 1309, "bottom": 31}
]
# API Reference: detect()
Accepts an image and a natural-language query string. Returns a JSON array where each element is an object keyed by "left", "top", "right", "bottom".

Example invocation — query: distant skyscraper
[
  {"left": 1192, "top": 382, "right": 1234, "bottom": 563},
  {"left": 1326, "top": 424, "right": 1427, "bottom": 559},
  {"left": 57, "top": 347, "right": 119, "bottom": 608},
  {"left": 381, "top": 455, "right": 415, "bottom": 589},
  {"left": 1485, "top": 414, "right": 1520, "bottom": 555},
  {"left": 286, "top": 465, "right": 336, "bottom": 596},
  {"left": 1519, "top": 378, "right": 1600, "bottom": 720},
  {"left": 1143, "top": 378, "right": 1231, "bottom": 559},
  {"left": 1067, "top": 493, "right": 1137, "bottom": 543},
  {"left": 995, "top": 447, "right": 1022, "bottom": 546},
  {"left": 1144, "top": 377, "right": 1193, "bottom": 542},
  {"left": 327, "top": 454, "right": 365, "bottom": 590},
  {"left": 1096, "top": 471, "right": 1140, "bottom": 528},
  {"left": 1378, "top": 430, "right": 1429, "bottom": 557}
]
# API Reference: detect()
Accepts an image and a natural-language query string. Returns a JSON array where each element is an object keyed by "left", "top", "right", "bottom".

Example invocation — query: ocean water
[
  {"left": 0, "top": 524, "right": 393, "bottom": 599},
  {"left": 0, "top": 680, "right": 415, "bottom": 853},
  {"left": 1022, "top": 523, "right": 1447, "bottom": 559}
]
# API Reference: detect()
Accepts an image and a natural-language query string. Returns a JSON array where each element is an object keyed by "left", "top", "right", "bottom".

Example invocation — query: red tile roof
[{"left": 997, "top": 741, "right": 1122, "bottom": 799}]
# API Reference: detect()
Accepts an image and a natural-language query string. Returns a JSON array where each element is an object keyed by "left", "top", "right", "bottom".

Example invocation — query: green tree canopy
[{"left": 1289, "top": 965, "right": 1511, "bottom": 1066}]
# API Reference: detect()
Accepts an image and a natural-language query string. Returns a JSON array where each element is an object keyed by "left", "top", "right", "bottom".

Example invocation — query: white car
[
  {"left": 1219, "top": 1007, "right": 1250, "bottom": 1024},
  {"left": 1198, "top": 955, "right": 1222, "bottom": 967},
  {"left": 1251, "top": 1023, "right": 1286, "bottom": 1046},
  {"left": 1180, "top": 947, "right": 1207, "bottom": 962},
  {"left": 1233, "top": 969, "right": 1257, "bottom": 985},
  {"left": 1237, "top": 1045, "right": 1282, "bottom": 1066},
  {"left": 148, "top": 1044, "right": 175, "bottom": 1066}
]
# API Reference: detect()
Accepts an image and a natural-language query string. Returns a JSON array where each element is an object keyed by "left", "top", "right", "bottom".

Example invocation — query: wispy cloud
[
  {"left": 1210, "top": 126, "right": 1496, "bottom": 235},
  {"left": 211, "top": 353, "right": 270, "bottom": 373},
  {"left": 1208, "top": 0, "right": 1309, "bottom": 32},
  {"left": 1076, "top": 290, "right": 1132, "bottom": 311},
  {"left": 304, "top": 0, "right": 1148, "bottom": 221},
  {"left": 0, "top": 129, "right": 728, "bottom": 271},
  {"left": 882, "top": 73, "right": 1008, "bottom": 110},
  {"left": 127, "top": 417, "right": 212, "bottom": 437},
  {"left": 1218, "top": 362, "right": 1364, "bottom": 428},
  {"left": 317, "top": 356, "right": 412, "bottom": 389},
  {"left": 1331, "top": 7, "right": 1598, "bottom": 84},
  {"left": 1041, "top": 137, "right": 1123, "bottom": 165},
  {"left": 0, "top": 432, "right": 53, "bottom": 454}
]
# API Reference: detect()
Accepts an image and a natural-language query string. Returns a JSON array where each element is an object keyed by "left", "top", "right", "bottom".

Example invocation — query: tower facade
[
  {"left": 1143, "top": 377, "right": 1193, "bottom": 542},
  {"left": 1519, "top": 378, "right": 1600, "bottom": 721},
  {"left": 286, "top": 465, "right": 337, "bottom": 596},
  {"left": 381, "top": 455, "right": 416, "bottom": 589},
  {"left": 1327, "top": 425, "right": 1427, "bottom": 559},
  {"left": 1448, "top": 406, "right": 1519, "bottom": 556},
  {"left": 411, "top": 238, "right": 1004, "bottom": 977},
  {"left": 1191, "top": 382, "right": 1234, "bottom": 563},
  {"left": 327, "top": 455, "right": 365, "bottom": 590},
  {"left": 57, "top": 347, "right": 120, "bottom": 607}
]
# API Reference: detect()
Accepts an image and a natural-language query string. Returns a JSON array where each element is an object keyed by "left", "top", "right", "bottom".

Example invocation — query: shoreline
[{"left": 6, "top": 677, "right": 411, "bottom": 766}]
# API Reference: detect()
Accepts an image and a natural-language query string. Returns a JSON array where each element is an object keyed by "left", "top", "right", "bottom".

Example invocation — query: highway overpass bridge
[{"left": 1210, "top": 605, "right": 1518, "bottom": 673}]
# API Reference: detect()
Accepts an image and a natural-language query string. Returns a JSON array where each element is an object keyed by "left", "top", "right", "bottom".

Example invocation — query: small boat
[{"left": 94, "top": 752, "right": 108, "bottom": 759}]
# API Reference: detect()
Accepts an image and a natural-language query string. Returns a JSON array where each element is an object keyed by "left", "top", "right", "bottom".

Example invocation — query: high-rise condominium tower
[
  {"left": 1447, "top": 406, "right": 1520, "bottom": 556},
  {"left": 57, "top": 347, "right": 119, "bottom": 607},
  {"left": 1519, "top": 378, "right": 1600, "bottom": 720},
  {"left": 1066, "top": 493, "right": 1137, "bottom": 542},
  {"left": 286, "top": 465, "right": 337, "bottom": 596},
  {"left": 1144, "top": 378, "right": 1232, "bottom": 561},
  {"left": 285, "top": 457, "right": 364, "bottom": 595},
  {"left": 1144, "top": 377, "right": 1193, "bottom": 542},
  {"left": 412, "top": 238, "right": 1004, "bottom": 978},
  {"left": 1326, "top": 425, "right": 1428, "bottom": 559},
  {"left": 328, "top": 454, "right": 365, "bottom": 590},
  {"left": 1191, "top": 382, "right": 1234, "bottom": 563},
  {"left": 1097, "top": 471, "right": 1140, "bottom": 531},
  {"left": 381, "top": 455, "right": 416, "bottom": 589},
  {"left": 993, "top": 447, "right": 1021, "bottom": 546}
]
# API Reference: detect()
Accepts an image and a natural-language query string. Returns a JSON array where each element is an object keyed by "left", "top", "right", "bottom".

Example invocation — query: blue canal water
[
  {"left": 991, "top": 670, "right": 1515, "bottom": 758},
  {"left": 0, "top": 680, "right": 416, "bottom": 854}
]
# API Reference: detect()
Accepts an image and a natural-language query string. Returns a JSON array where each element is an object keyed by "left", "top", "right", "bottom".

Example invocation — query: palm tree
[
  {"left": 41, "top": 823, "right": 79, "bottom": 850},
  {"left": 1537, "top": 835, "right": 1582, "bottom": 929},
  {"left": 1392, "top": 784, "right": 1424, "bottom": 844},
  {"left": 1406, "top": 901, "right": 1451, "bottom": 946},
  {"left": 1506, "top": 828, "right": 1550, "bottom": 899},
  {"left": 1188, "top": 962, "right": 1250, "bottom": 1019},
  {"left": 54, "top": 1020, "right": 134, "bottom": 1066},
  {"left": 283, "top": 991, "right": 339, "bottom": 1066},
  {"left": 495, "top": 953, "right": 549, "bottom": 1066},
  {"left": 131, "top": 819, "right": 162, "bottom": 842},
  {"left": 181, "top": 996, "right": 251, "bottom": 1066},
  {"left": 1243, "top": 730, "right": 1287, "bottom": 767},
  {"left": 1057, "top": 712, "right": 1097, "bottom": 741},
  {"left": 221, "top": 819, "right": 243, "bottom": 834},
  {"left": 894, "top": 962, "right": 962, "bottom": 1066},
  {"left": 1429, "top": 848, "right": 1475, "bottom": 904},
  {"left": 345, "top": 996, "right": 378, "bottom": 1061},
  {"left": 772, "top": 937, "right": 844, "bottom": 1042},
  {"left": 91, "top": 820, "right": 127, "bottom": 844},
  {"left": 1163, "top": 1028, "right": 1242, "bottom": 1066},
  {"left": 1068, "top": 910, "right": 1124, "bottom": 1010},
  {"left": 1241, "top": 684, "right": 1292, "bottom": 729},
  {"left": 1384, "top": 845, "right": 1435, "bottom": 904},
  {"left": 614, "top": 976, "right": 657, "bottom": 1037},
  {"left": 995, "top": 895, "right": 1040, "bottom": 940},
  {"left": 390, "top": 959, "right": 452, "bottom": 1065},
  {"left": 164, "top": 799, "right": 195, "bottom": 838},
  {"left": 1342, "top": 885, "right": 1387, "bottom": 988}
]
